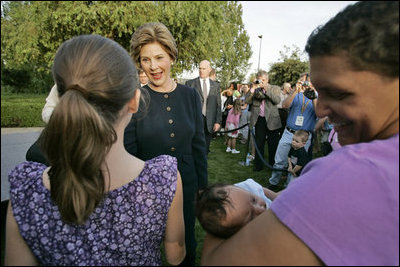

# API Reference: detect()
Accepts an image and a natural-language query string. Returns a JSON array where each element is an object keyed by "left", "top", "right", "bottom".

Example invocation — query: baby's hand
[{"left": 263, "top": 187, "right": 279, "bottom": 200}]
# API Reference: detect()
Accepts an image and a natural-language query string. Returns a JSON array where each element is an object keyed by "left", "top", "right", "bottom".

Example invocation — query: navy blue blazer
[{"left": 124, "top": 84, "right": 208, "bottom": 190}]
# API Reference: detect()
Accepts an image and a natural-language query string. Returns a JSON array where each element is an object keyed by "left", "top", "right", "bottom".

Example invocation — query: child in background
[
  {"left": 286, "top": 130, "right": 311, "bottom": 186},
  {"left": 233, "top": 88, "right": 241, "bottom": 100},
  {"left": 195, "top": 178, "right": 276, "bottom": 238},
  {"left": 225, "top": 98, "right": 242, "bottom": 154}
]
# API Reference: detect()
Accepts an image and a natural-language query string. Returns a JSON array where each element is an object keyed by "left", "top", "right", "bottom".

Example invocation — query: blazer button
[
  {"left": 171, "top": 147, "right": 176, "bottom": 152},
  {"left": 166, "top": 106, "right": 171, "bottom": 111},
  {"left": 170, "top": 133, "right": 175, "bottom": 138},
  {"left": 168, "top": 119, "right": 173, "bottom": 124},
  {"left": 164, "top": 94, "right": 169, "bottom": 99}
]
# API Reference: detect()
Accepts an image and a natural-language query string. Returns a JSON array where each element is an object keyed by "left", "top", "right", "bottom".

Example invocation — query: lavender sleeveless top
[{"left": 9, "top": 155, "right": 178, "bottom": 266}]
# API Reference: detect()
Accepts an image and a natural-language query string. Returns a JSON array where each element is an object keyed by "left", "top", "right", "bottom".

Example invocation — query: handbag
[
  {"left": 320, "top": 130, "right": 336, "bottom": 156},
  {"left": 320, "top": 141, "right": 333, "bottom": 156}
]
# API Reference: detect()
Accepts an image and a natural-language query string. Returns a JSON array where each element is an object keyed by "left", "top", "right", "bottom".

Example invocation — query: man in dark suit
[
  {"left": 186, "top": 60, "right": 221, "bottom": 154},
  {"left": 246, "top": 70, "right": 282, "bottom": 171}
]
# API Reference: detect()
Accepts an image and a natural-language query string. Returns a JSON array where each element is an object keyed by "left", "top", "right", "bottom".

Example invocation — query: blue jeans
[
  {"left": 268, "top": 128, "right": 312, "bottom": 186},
  {"left": 238, "top": 109, "right": 249, "bottom": 139},
  {"left": 286, "top": 172, "right": 296, "bottom": 187}
]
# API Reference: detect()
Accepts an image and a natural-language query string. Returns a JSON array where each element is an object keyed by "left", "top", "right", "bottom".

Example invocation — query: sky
[
  {"left": 182, "top": 1, "right": 357, "bottom": 80},
  {"left": 241, "top": 1, "right": 357, "bottom": 78}
]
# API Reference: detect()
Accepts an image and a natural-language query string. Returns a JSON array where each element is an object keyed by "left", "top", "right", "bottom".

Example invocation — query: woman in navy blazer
[{"left": 124, "top": 22, "right": 207, "bottom": 266}]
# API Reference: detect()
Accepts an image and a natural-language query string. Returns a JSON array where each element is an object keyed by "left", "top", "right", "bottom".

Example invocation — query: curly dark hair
[
  {"left": 305, "top": 1, "right": 399, "bottom": 78},
  {"left": 195, "top": 184, "right": 243, "bottom": 238}
]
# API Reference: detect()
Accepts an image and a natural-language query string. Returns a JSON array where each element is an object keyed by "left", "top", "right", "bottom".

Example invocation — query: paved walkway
[{"left": 1, "top": 127, "right": 44, "bottom": 201}]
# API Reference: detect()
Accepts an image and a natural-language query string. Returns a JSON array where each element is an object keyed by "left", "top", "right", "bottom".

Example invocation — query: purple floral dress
[{"left": 8, "top": 155, "right": 178, "bottom": 266}]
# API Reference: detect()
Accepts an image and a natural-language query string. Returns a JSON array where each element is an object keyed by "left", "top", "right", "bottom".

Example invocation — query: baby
[{"left": 195, "top": 178, "right": 275, "bottom": 238}]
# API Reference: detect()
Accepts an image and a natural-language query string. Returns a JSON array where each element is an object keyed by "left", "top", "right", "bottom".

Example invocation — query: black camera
[
  {"left": 303, "top": 88, "right": 317, "bottom": 100},
  {"left": 254, "top": 80, "right": 261, "bottom": 84},
  {"left": 254, "top": 87, "right": 266, "bottom": 100},
  {"left": 302, "top": 81, "right": 310, "bottom": 87}
]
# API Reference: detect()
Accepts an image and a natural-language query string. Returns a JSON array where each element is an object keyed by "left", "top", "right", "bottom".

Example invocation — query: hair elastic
[{"left": 67, "top": 84, "right": 89, "bottom": 99}]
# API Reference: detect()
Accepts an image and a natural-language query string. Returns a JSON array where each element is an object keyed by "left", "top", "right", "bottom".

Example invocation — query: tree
[
  {"left": 158, "top": 1, "right": 225, "bottom": 76},
  {"left": 1, "top": 1, "right": 251, "bottom": 93},
  {"left": 1, "top": 1, "right": 51, "bottom": 92},
  {"left": 215, "top": 2, "right": 252, "bottom": 89},
  {"left": 2, "top": 1, "right": 159, "bottom": 92},
  {"left": 268, "top": 45, "right": 309, "bottom": 87},
  {"left": 158, "top": 1, "right": 251, "bottom": 86},
  {"left": 247, "top": 73, "right": 257, "bottom": 84}
]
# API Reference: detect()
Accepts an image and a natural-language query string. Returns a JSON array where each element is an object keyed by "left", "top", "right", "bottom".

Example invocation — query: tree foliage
[
  {"left": 212, "top": 1, "right": 252, "bottom": 89},
  {"left": 268, "top": 45, "right": 309, "bottom": 87},
  {"left": 1, "top": 1, "right": 251, "bottom": 93}
]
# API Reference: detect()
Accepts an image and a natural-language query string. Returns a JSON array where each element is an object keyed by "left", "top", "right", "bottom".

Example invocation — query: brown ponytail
[{"left": 39, "top": 35, "right": 139, "bottom": 224}]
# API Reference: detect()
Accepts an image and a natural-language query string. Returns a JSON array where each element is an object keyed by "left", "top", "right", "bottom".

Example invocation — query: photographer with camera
[
  {"left": 267, "top": 72, "right": 318, "bottom": 191},
  {"left": 246, "top": 70, "right": 282, "bottom": 172}
]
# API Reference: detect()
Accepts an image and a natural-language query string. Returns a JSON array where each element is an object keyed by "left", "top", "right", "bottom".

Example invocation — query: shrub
[
  {"left": 30, "top": 71, "right": 54, "bottom": 94},
  {"left": 1, "top": 66, "right": 53, "bottom": 94},
  {"left": 1, "top": 93, "right": 46, "bottom": 127},
  {"left": 1, "top": 102, "right": 45, "bottom": 127},
  {"left": 1, "top": 68, "right": 31, "bottom": 92}
]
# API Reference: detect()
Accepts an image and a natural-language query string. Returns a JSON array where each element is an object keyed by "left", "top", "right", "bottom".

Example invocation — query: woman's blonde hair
[
  {"left": 130, "top": 22, "right": 178, "bottom": 68},
  {"left": 39, "top": 34, "right": 139, "bottom": 225}
]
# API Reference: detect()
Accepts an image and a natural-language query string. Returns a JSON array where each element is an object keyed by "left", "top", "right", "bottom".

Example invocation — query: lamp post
[{"left": 257, "top": 35, "right": 263, "bottom": 71}]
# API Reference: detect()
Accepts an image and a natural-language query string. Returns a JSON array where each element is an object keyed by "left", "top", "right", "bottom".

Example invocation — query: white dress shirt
[{"left": 201, "top": 77, "right": 210, "bottom": 96}]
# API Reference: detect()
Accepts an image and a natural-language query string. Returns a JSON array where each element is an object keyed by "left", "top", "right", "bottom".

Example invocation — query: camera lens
[
  {"left": 304, "top": 88, "right": 317, "bottom": 100},
  {"left": 255, "top": 80, "right": 261, "bottom": 84}
]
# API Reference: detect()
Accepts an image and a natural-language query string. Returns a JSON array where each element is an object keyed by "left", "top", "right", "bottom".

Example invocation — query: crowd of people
[{"left": 4, "top": 1, "right": 398, "bottom": 266}]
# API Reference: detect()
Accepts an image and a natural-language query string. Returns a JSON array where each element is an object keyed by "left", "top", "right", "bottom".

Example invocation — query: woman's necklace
[{"left": 148, "top": 79, "right": 177, "bottom": 93}]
